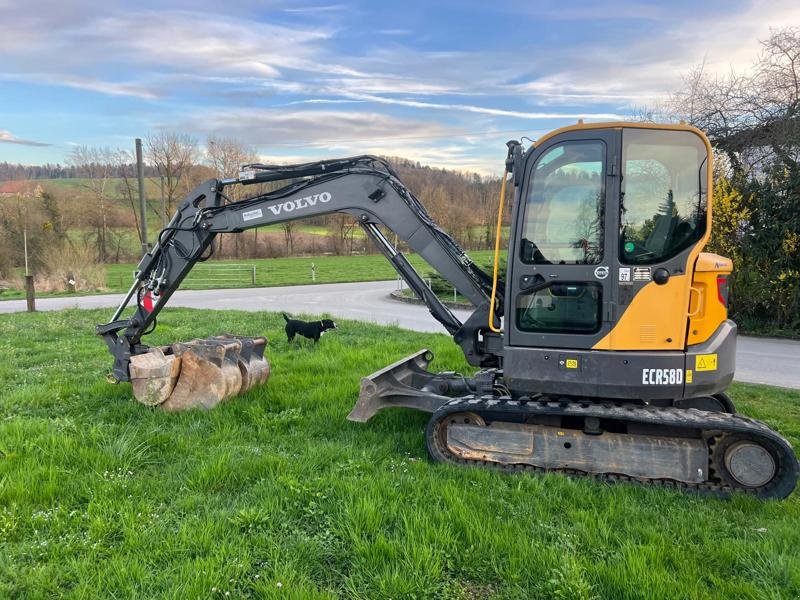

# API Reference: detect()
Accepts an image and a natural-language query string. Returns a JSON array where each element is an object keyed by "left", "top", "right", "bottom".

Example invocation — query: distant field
[
  {"left": 0, "top": 307, "right": 798, "bottom": 597},
  {"left": 105, "top": 250, "right": 498, "bottom": 291},
  {"left": 2, "top": 250, "right": 499, "bottom": 300}
]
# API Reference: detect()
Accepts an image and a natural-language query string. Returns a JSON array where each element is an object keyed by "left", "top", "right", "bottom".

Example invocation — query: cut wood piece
[
  {"left": 127, "top": 336, "right": 270, "bottom": 411},
  {"left": 129, "top": 348, "right": 181, "bottom": 406},
  {"left": 161, "top": 345, "right": 228, "bottom": 411}
]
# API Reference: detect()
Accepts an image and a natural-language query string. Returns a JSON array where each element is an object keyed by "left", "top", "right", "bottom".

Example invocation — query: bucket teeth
[{"left": 127, "top": 336, "right": 270, "bottom": 410}]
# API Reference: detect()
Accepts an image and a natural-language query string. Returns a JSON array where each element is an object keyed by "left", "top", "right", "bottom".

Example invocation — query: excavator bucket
[{"left": 128, "top": 336, "right": 269, "bottom": 411}]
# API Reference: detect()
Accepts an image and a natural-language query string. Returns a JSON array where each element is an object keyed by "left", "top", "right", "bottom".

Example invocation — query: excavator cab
[{"left": 503, "top": 123, "right": 736, "bottom": 404}]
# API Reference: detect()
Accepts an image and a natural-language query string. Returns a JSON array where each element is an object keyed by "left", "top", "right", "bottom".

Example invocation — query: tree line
[{"left": 0, "top": 161, "right": 160, "bottom": 181}]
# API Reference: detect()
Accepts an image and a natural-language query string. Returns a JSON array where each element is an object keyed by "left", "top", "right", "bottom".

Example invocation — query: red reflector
[
  {"left": 716, "top": 276, "right": 729, "bottom": 306},
  {"left": 142, "top": 290, "right": 154, "bottom": 312}
]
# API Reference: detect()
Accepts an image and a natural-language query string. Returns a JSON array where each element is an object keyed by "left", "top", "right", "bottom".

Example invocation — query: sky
[{"left": 0, "top": 0, "right": 797, "bottom": 174}]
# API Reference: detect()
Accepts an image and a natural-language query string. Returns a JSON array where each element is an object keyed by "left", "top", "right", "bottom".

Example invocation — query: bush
[
  {"left": 708, "top": 173, "right": 800, "bottom": 334},
  {"left": 35, "top": 243, "right": 106, "bottom": 293}
]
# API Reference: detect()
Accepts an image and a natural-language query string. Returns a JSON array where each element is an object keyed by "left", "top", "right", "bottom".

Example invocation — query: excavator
[{"left": 97, "top": 122, "right": 798, "bottom": 499}]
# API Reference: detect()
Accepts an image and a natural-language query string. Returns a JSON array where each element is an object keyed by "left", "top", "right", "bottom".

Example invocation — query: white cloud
[
  {"left": 331, "top": 93, "right": 628, "bottom": 120},
  {"left": 509, "top": 0, "right": 800, "bottom": 106},
  {"left": 0, "top": 129, "right": 51, "bottom": 146},
  {"left": 173, "top": 107, "right": 456, "bottom": 147},
  {"left": 283, "top": 4, "right": 347, "bottom": 12}
]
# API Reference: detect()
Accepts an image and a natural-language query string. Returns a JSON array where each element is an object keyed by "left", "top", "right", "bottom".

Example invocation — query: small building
[{"left": 0, "top": 181, "right": 44, "bottom": 198}]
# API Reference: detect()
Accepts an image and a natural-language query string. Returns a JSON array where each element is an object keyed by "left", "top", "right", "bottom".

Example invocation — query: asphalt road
[{"left": 2, "top": 280, "right": 798, "bottom": 390}]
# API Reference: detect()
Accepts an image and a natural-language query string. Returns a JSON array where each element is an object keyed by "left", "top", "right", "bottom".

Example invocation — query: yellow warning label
[
  {"left": 695, "top": 354, "right": 718, "bottom": 372},
  {"left": 566, "top": 359, "right": 578, "bottom": 369},
  {"left": 686, "top": 369, "right": 693, "bottom": 384}
]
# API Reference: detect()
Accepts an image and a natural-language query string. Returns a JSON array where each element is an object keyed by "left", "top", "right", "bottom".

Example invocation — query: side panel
[{"left": 503, "top": 346, "right": 686, "bottom": 400}]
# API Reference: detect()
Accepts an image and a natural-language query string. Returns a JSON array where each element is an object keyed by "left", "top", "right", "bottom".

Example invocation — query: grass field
[
  {"left": 0, "top": 251, "right": 497, "bottom": 300},
  {"left": 1, "top": 308, "right": 798, "bottom": 598},
  {"left": 105, "top": 251, "right": 498, "bottom": 291}
]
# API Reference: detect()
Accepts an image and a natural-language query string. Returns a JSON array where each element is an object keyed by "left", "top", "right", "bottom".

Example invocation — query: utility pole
[
  {"left": 135, "top": 138, "right": 148, "bottom": 252},
  {"left": 160, "top": 175, "right": 167, "bottom": 229},
  {"left": 23, "top": 227, "right": 35, "bottom": 312}
]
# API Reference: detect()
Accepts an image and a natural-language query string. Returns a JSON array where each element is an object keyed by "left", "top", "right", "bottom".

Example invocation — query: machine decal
[
  {"left": 633, "top": 266, "right": 651, "bottom": 281},
  {"left": 594, "top": 266, "right": 609, "bottom": 280},
  {"left": 695, "top": 354, "right": 718, "bottom": 371},
  {"left": 566, "top": 359, "right": 579, "bottom": 369},
  {"left": 642, "top": 368, "right": 683, "bottom": 385},
  {"left": 686, "top": 369, "right": 693, "bottom": 383},
  {"left": 619, "top": 267, "right": 631, "bottom": 282},
  {"left": 241, "top": 208, "right": 263, "bottom": 222}
]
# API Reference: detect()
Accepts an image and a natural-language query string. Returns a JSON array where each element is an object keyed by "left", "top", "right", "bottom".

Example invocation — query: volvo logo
[
  {"left": 267, "top": 192, "right": 332, "bottom": 215},
  {"left": 594, "top": 266, "right": 609, "bottom": 280}
]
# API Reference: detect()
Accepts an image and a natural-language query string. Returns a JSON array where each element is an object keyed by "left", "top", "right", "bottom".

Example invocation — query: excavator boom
[{"left": 98, "top": 155, "right": 502, "bottom": 385}]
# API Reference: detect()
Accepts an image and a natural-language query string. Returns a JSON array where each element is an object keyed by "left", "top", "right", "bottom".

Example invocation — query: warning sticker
[
  {"left": 619, "top": 267, "right": 631, "bottom": 283},
  {"left": 695, "top": 354, "right": 718, "bottom": 372},
  {"left": 633, "top": 267, "right": 651, "bottom": 281},
  {"left": 242, "top": 208, "right": 263, "bottom": 222},
  {"left": 565, "top": 359, "right": 579, "bottom": 369},
  {"left": 686, "top": 369, "right": 693, "bottom": 384}
]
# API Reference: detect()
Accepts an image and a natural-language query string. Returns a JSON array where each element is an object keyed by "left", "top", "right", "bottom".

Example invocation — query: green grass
[
  {"left": 0, "top": 308, "right": 799, "bottom": 598},
  {"left": 103, "top": 250, "right": 496, "bottom": 293},
  {"left": 0, "top": 250, "right": 497, "bottom": 301}
]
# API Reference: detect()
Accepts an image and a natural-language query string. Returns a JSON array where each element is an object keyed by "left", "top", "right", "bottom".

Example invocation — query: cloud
[
  {"left": 283, "top": 4, "right": 347, "bottom": 13},
  {"left": 0, "top": 130, "right": 51, "bottom": 147},
  {"left": 324, "top": 93, "right": 627, "bottom": 120},
  {"left": 0, "top": 72, "right": 160, "bottom": 100},
  {"left": 173, "top": 107, "right": 457, "bottom": 147},
  {"left": 507, "top": 0, "right": 800, "bottom": 106}
]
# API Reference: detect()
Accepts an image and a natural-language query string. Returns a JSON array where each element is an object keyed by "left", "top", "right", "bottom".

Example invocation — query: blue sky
[{"left": 1, "top": 0, "right": 797, "bottom": 173}]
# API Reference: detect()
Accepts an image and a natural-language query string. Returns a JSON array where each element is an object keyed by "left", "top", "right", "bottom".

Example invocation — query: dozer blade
[
  {"left": 127, "top": 336, "right": 270, "bottom": 411},
  {"left": 348, "top": 348, "right": 451, "bottom": 422}
]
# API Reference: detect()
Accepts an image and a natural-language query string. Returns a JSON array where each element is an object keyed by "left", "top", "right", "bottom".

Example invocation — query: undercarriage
[{"left": 352, "top": 350, "right": 799, "bottom": 500}]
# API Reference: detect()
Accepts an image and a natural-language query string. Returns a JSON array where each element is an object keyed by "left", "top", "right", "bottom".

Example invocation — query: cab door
[{"left": 507, "top": 129, "right": 620, "bottom": 350}]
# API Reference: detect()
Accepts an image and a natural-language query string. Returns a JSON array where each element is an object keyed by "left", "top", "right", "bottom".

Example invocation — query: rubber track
[{"left": 426, "top": 397, "right": 799, "bottom": 499}]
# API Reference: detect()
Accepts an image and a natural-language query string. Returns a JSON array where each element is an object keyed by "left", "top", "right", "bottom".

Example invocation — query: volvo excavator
[{"left": 98, "top": 122, "right": 798, "bottom": 499}]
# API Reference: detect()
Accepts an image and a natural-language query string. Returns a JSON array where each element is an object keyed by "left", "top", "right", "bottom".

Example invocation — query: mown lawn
[
  {"left": 1, "top": 251, "right": 498, "bottom": 302},
  {"left": 0, "top": 308, "right": 798, "bottom": 599},
  {"left": 105, "top": 250, "right": 498, "bottom": 292}
]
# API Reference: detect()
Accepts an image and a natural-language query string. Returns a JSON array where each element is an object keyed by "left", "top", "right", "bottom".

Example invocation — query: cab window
[
  {"left": 620, "top": 129, "right": 708, "bottom": 264},
  {"left": 520, "top": 141, "right": 605, "bottom": 265}
]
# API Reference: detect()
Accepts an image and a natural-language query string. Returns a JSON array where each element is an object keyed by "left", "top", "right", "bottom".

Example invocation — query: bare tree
[
  {"left": 206, "top": 136, "right": 259, "bottom": 257},
  {"left": 668, "top": 27, "right": 800, "bottom": 176},
  {"left": 146, "top": 132, "right": 198, "bottom": 216},
  {"left": 113, "top": 149, "right": 145, "bottom": 246},
  {"left": 67, "top": 145, "right": 115, "bottom": 262},
  {"left": 328, "top": 214, "right": 358, "bottom": 255}
]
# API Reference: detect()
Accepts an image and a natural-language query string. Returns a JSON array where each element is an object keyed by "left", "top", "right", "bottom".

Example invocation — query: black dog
[{"left": 283, "top": 313, "right": 337, "bottom": 343}]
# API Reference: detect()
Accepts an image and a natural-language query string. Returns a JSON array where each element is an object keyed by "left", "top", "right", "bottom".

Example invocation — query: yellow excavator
[{"left": 98, "top": 122, "right": 798, "bottom": 499}]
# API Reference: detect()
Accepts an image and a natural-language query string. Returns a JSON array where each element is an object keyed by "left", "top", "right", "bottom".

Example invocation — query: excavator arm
[{"left": 98, "top": 156, "right": 502, "bottom": 383}]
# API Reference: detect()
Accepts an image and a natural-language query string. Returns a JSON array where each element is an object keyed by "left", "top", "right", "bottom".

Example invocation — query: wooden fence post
[{"left": 25, "top": 275, "right": 35, "bottom": 312}]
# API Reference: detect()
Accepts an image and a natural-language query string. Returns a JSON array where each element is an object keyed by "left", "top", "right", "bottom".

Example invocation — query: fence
[
  {"left": 396, "top": 275, "right": 460, "bottom": 303},
  {"left": 134, "top": 263, "right": 257, "bottom": 289}
]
